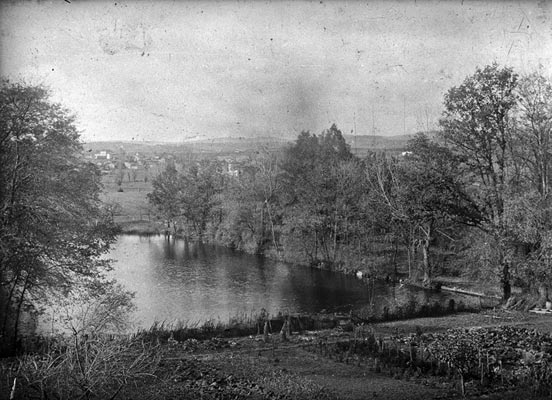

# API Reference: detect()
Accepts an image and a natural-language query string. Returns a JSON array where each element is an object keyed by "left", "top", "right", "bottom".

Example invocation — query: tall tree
[
  {"left": 505, "top": 72, "right": 552, "bottom": 305},
  {"left": 513, "top": 72, "right": 552, "bottom": 197},
  {"left": 217, "top": 149, "right": 282, "bottom": 254},
  {"left": 279, "top": 124, "right": 357, "bottom": 267},
  {"left": 439, "top": 63, "right": 518, "bottom": 299},
  {"left": 148, "top": 160, "right": 222, "bottom": 238},
  {"left": 372, "top": 134, "right": 480, "bottom": 284},
  {"left": 180, "top": 161, "right": 223, "bottom": 236},
  {"left": 147, "top": 164, "right": 182, "bottom": 234},
  {"left": 0, "top": 81, "right": 122, "bottom": 353}
]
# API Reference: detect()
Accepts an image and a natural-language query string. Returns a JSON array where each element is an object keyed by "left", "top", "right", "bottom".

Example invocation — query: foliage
[
  {"left": 279, "top": 125, "right": 366, "bottom": 267},
  {"left": 512, "top": 72, "right": 552, "bottom": 196},
  {"left": 49, "top": 280, "right": 135, "bottom": 337},
  {"left": 439, "top": 64, "right": 520, "bottom": 299},
  {"left": 440, "top": 63, "right": 518, "bottom": 217},
  {"left": 148, "top": 160, "right": 223, "bottom": 237},
  {"left": 506, "top": 73, "right": 552, "bottom": 294},
  {"left": 142, "top": 65, "right": 552, "bottom": 298},
  {"left": 368, "top": 134, "right": 480, "bottom": 282},
  {"left": 146, "top": 165, "right": 182, "bottom": 232},
  {"left": 422, "top": 326, "right": 552, "bottom": 393},
  {"left": 216, "top": 148, "right": 282, "bottom": 254},
  {"left": 0, "top": 81, "right": 124, "bottom": 355}
]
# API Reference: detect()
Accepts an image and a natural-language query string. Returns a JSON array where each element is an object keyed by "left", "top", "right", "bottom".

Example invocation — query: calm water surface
[{"left": 108, "top": 235, "right": 481, "bottom": 329}]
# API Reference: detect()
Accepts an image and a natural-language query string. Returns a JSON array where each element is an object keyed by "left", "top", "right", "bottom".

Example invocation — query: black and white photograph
[{"left": 1, "top": 1, "right": 552, "bottom": 399}]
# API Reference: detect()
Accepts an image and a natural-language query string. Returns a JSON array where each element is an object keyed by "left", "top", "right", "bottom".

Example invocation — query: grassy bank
[{"left": 132, "top": 301, "right": 479, "bottom": 346}]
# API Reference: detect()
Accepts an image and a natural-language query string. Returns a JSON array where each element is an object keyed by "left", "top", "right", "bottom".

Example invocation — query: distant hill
[
  {"left": 83, "top": 132, "right": 435, "bottom": 158},
  {"left": 344, "top": 134, "right": 412, "bottom": 152},
  {"left": 344, "top": 131, "right": 440, "bottom": 155},
  {"left": 82, "top": 141, "right": 179, "bottom": 154},
  {"left": 83, "top": 136, "right": 287, "bottom": 154}
]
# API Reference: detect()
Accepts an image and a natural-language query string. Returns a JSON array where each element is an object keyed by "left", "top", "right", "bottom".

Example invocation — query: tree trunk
[
  {"left": 8, "top": 141, "right": 21, "bottom": 220},
  {"left": 260, "top": 204, "right": 265, "bottom": 243},
  {"left": 421, "top": 224, "right": 432, "bottom": 285},
  {"left": 422, "top": 241, "right": 431, "bottom": 285},
  {"left": 280, "top": 318, "right": 289, "bottom": 341},
  {"left": 263, "top": 321, "right": 269, "bottom": 343},
  {"left": 406, "top": 225, "right": 415, "bottom": 280},
  {"left": 265, "top": 201, "right": 280, "bottom": 258},
  {"left": 392, "top": 240, "right": 398, "bottom": 271},
  {"left": 12, "top": 275, "right": 29, "bottom": 352},
  {"left": 537, "top": 283, "right": 549, "bottom": 308},
  {"left": 501, "top": 261, "right": 511, "bottom": 301},
  {"left": 333, "top": 210, "right": 338, "bottom": 262},
  {"left": 407, "top": 243, "right": 413, "bottom": 279},
  {"left": 314, "top": 229, "right": 318, "bottom": 262},
  {"left": 1, "top": 274, "right": 20, "bottom": 336}
]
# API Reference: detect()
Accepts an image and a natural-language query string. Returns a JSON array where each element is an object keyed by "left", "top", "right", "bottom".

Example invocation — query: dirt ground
[
  {"left": 372, "top": 308, "right": 552, "bottom": 336},
  {"left": 118, "top": 310, "right": 552, "bottom": 400}
]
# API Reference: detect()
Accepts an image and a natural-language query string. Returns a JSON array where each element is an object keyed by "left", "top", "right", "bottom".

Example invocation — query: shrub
[{"left": 3, "top": 335, "right": 160, "bottom": 400}]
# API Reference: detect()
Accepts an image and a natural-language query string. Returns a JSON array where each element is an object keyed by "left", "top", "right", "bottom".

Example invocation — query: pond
[{"left": 103, "top": 235, "right": 485, "bottom": 330}]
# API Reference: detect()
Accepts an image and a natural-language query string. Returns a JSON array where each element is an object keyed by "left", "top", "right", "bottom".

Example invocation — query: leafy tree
[
  {"left": 319, "top": 123, "right": 352, "bottom": 161},
  {"left": 371, "top": 134, "right": 480, "bottom": 284},
  {"left": 217, "top": 148, "right": 282, "bottom": 254},
  {"left": 279, "top": 124, "right": 359, "bottom": 267},
  {"left": 147, "top": 164, "right": 182, "bottom": 234},
  {"left": 180, "top": 161, "right": 223, "bottom": 236},
  {"left": 148, "top": 160, "right": 222, "bottom": 238},
  {"left": 507, "top": 72, "right": 552, "bottom": 304},
  {"left": 0, "top": 81, "right": 123, "bottom": 354},
  {"left": 279, "top": 130, "right": 324, "bottom": 263},
  {"left": 253, "top": 148, "right": 282, "bottom": 255},
  {"left": 502, "top": 191, "right": 552, "bottom": 294},
  {"left": 513, "top": 72, "right": 552, "bottom": 196},
  {"left": 360, "top": 152, "right": 403, "bottom": 274},
  {"left": 440, "top": 63, "right": 519, "bottom": 299}
]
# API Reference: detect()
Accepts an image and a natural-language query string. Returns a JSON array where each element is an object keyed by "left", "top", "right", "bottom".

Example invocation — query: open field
[{"left": 101, "top": 175, "right": 154, "bottom": 223}]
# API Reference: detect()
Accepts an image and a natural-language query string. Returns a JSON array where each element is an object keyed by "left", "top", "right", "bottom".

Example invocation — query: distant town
[{"left": 83, "top": 134, "right": 415, "bottom": 185}]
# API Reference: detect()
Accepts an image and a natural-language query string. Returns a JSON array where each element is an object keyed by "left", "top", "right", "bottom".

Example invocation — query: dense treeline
[{"left": 149, "top": 64, "right": 552, "bottom": 306}]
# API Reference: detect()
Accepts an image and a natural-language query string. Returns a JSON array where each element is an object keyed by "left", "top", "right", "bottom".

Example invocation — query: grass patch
[
  {"left": 354, "top": 296, "right": 483, "bottom": 324},
  {"left": 1, "top": 334, "right": 160, "bottom": 400},
  {"left": 134, "top": 311, "right": 269, "bottom": 344},
  {"left": 118, "top": 220, "right": 162, "bottom": 235},
  {"left": 101, "top": 178, "right": 153, "bottom": 221}
]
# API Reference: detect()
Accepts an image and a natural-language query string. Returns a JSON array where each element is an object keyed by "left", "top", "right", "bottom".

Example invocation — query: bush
[
  {"left": 421, "top": 326, "right": 552, "bottom": 396},
  {"left": 2, "top": 335, "right": 160, "bottom": 400}
]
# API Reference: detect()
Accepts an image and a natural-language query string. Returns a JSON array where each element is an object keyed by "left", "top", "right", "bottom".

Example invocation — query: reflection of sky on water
[{"left": 106, "top": 235, "right": 484, "bottom": 330}]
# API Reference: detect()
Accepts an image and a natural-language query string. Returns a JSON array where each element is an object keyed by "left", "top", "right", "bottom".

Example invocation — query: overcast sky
[{"left": 1, "top": 1, "right": 551, "bottom": 142}]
